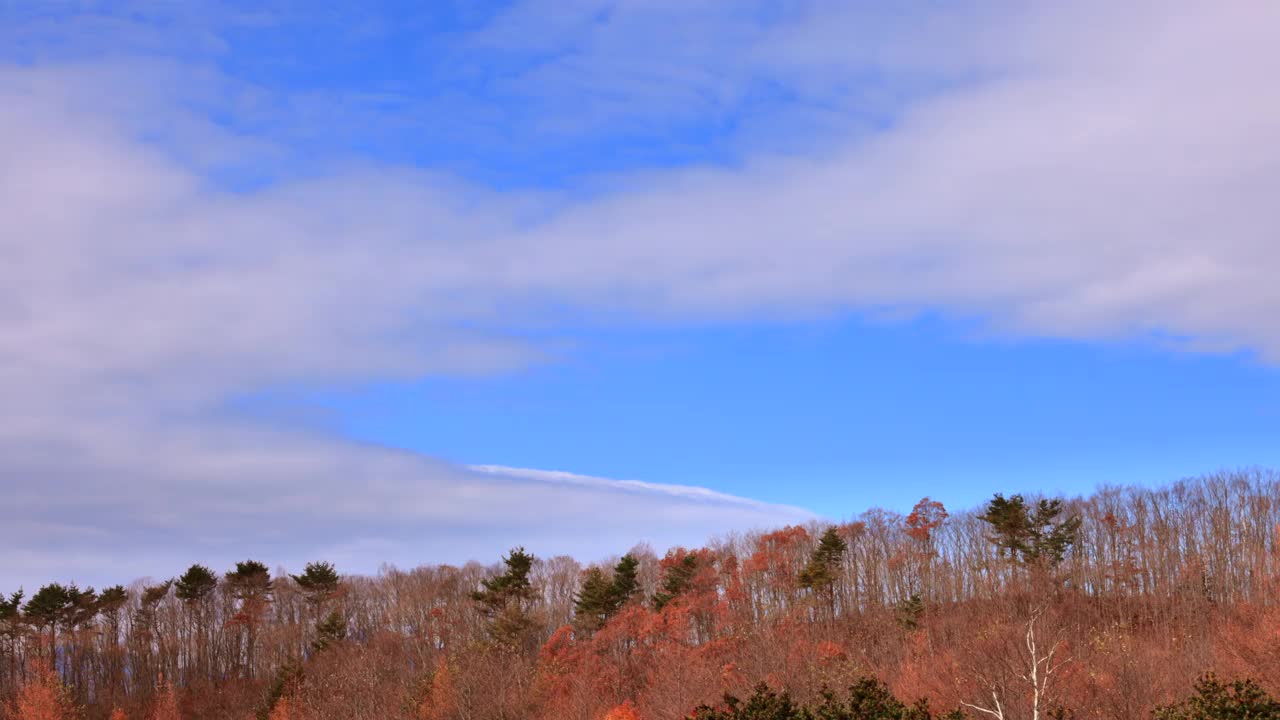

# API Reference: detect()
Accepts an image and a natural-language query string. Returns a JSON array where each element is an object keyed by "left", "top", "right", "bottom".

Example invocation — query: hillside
[{"left": 3, "top": 469, "right": 1279, "bottom": 719}]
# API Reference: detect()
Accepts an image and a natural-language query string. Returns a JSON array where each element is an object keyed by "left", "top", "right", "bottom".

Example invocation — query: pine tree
[
  {"left": 653, "top": 551, "right": 699, "bottom": 611},
  {"left": 1153, "top": 674, "right": 1280, "bottom": 720},
  {"left": 978, "top": 494, "right": 1081, "bottom": 568},
  {"left": 572, "top": 567, "right": 612, "bottom": 634},
  {"left": 472, "top": 547, "right": 538, "bottom": 650},
  {"left": 798, "top": 527, "right": 848, "bottom": 592},
  {"left": 607, "top": 554, "right": 641, "bottom": 613},
  {"left": 24, "top": 584, "right": 75, "bottom": 661},
  {"left": 311, "top": 611, "right": 347, "bottom": 653},
  {"left": 175, "top": 565, "right": 217, "bottom": 682},
  {"left": 290, "top": 561, "right": 340, "bottom": 609},
  {"left": 257, "top": 661, "right": 303, "bottom": 720},
  {"left": 174, "top": 565, "right": 217, "bottom": 603},
  {"left": 225, "top": 561, "right": 273, "bottom": 677},
  {"left": 291, "top": 561, "right": 342, "bottom": 651}
]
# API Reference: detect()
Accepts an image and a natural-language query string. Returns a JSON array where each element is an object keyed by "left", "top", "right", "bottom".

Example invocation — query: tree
[
  {"left": 149, "top": 680, "right": 181, "bottom": 720},
  {"left": 573, "top": 567, "right": 613, "bottom": 634},
  {"left": 1153, "top": 674, "right": 1280, "bottom": 720},
  {"left": 23, "top": 583, "right": 79, "bottom": 662},
  {"left": 473, "top": 547, "right": 538, "bottom": 650},
  {"left": 225, "top": 561, "right": 273, "bottom": 677},
  {"left": 7, "top": 664, "right": 76, "bottom": 720},
  {"left": 608, "top": 554, "right": 641, "bottom": 613},
  {"left": 174, "top": 565, "right": 217, "bottom": 603},
  {"left": 311, "top": 611, "right": 347, "bottom": 653},
  {"left": 604, "top": 700, "right": 641, "bottom": 720},
  {"left": 978, "top": 495, "right": 1081, "bottom": 569},
  {"left": 290, "top": 562, "right": 341, "bottom": 610},
  {"left": 174, "top": 565, "right": 217, "bottom": 682},
  {"left": 687, "top": 679, "right": 961, "bottom": 720},
  {"left": 576, "top": 554, "right": 644, "bottom": 634},
  {"left": 291, "top": 561, "right": 342, "bottom": 651},
  {"left": 798, "top": 527, "right": 848, "bottom": 593},
  {"left": 257, "top": 661, "right": 303, "bottom": 720},
  {"left": 688, "top": 683, "right": 800, "bottom": 720},
  {"left": 1, "top": 590, "right": 25, "bottom": 689},
  {"left": 960, "top": 610, "right": 1071, "bottom": 720},
  {"left": 652, "top": 550, "right": 700, "bottom": 611}
]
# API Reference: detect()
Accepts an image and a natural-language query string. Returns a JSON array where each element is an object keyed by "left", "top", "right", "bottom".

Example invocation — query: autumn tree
[
  {"left": 7, "top": 664, "right": 77, "bottom": 720},
  {"left": 959, "top": 609, "right": 1072, "bottom": 720},
  {"left": 603, "top": 700, "right": 641, "bottom": 720},
  {"left": 148, "top": 680, "right": 181, "bottom": 720}
]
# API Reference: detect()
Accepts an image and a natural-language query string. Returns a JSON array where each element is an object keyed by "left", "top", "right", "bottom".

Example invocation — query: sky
[{"left": 3, "top": 0, "right": 1280, "bottom": 591}]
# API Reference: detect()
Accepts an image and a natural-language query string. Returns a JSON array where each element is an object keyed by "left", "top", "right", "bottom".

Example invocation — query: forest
[{"left": 3, "top": 469, "right": 1279, "bottom": 720}]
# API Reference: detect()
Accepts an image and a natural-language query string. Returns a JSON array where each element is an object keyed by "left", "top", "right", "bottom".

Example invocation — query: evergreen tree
[
  {"left": 176, "top": 564, "right": 217, "bottom": 681},
  {"left": 0, "top": 590, "right": 23, "bottom": 688},
  {"left": 472, "top": 547, "right": 538, "bottom": 650},
  {"left": 653, "top": 552, "right": 699, "bottom": 611},
  {"left": 175, "top": 564, "right": 217, "bottom": 602},
  {"left": 607, "top": 553, "right": 641, "bottom": 613},
  {"left": 1153, "top": 674, "right": 1280, "bottom": 720},
  {"left": 98, "top": 586, "right": 128, "bottom": 616},
  {"left": 290, "top": 561, "right": 341, "bottom": 608},
  {"left": 257, "top": 660, "right": 304, "bottom": 720},
  {"left": 291, "top": 561, "right": 342, "bottom": 650},
  {"left": 895, "top": 594, "right": 925, "bottom": 631},
  {"left": 688, "top": 683, "right": 800, "bottom": 720},
  {"left": 688, "top": 678, "right": 963, "bottom": 719},
  {"left": 798, "top": 528, "right": 848, "bottom": 592},
  {"left": 572, "top": 567, "right": 613, "bottom": 634},
  {"left": 978, "top": 494, "right": 1081, "bottom": 568},
  {"left": 575, "top": 554, "right": 643, "bottom": 634},
  {"left": 311, "top": 610, "right": 348, "bottom": 653},
  {"left": 24, "top": 583, "right": 78, "bottom": 660},
  {"left": 226, "top": 561, "right": 273, "bottom": 677}
]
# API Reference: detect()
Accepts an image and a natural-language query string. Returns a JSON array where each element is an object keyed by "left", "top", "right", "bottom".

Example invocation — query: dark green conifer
[
  {"left": 175, "top": 564, "right": 218, "bottom": 602},
  {"left": 1153, "top": 673, "right": 1280, "bottom": 719},
  {"left": 979, "top": 494, "right": 1081, "bottom": 568},
  {"left": 291, "top": 561, "right": 341, "bottom": 607},
  {"left": 653, "top": 551, "right": 700, "bottom": 611},
  {"left": 798, "top": 527, "right": 848, "bottom": 592},
  {"left": 607, "top": 553, "right": 641, "bottom": 613},
  {"left": 472, "top": 547, "right": 538, "bottom": 650},
  {"left": 573, "top": 567, "right": 613, "bottom": 634},
  {"left": 312, "top": 610, "right": 348, "bottom": 653}
]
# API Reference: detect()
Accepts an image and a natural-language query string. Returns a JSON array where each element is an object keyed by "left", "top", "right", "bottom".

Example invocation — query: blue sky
[
  {"left": 296, "top": 318, "right": 1280, "bottom": 516},
  {"left": 3, "top": 1, "right": 1280, "bottom": 588}
]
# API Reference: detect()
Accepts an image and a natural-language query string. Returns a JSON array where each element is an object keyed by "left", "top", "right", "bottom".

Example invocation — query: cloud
[{"left": 3, "top": 1, "right": 1280, "bottom": 587}]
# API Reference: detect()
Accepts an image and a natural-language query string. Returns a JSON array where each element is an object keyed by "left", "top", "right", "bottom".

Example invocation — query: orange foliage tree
[{"left": 7, "top": 665, "right": 76, "bottom": 720}]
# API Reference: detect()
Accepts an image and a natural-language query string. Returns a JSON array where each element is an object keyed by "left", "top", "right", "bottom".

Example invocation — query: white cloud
[{"left": 3, "top": 1, "right": 1280, "bottom": 587}]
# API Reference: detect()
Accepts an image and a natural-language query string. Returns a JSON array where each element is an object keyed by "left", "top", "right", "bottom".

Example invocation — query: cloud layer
[{"left": 3, "top": 1, "right": 1279, "bottom": 588}]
